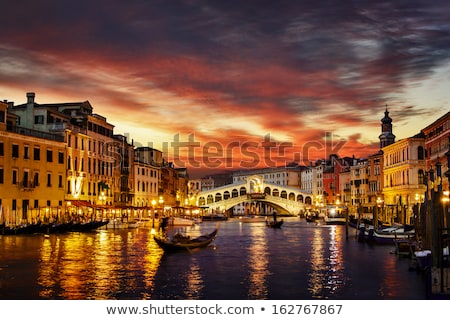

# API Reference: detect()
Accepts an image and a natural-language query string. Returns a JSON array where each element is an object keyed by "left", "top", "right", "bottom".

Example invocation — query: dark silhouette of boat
[
  {"left": 266, "top": 219, "right": 283, "bottom": 228},
  {"left": 70, "top": 220, "right": 109, "bottom": 232},
  {"left": 153, "top": 226, "right": 219, "bottom": 252}
]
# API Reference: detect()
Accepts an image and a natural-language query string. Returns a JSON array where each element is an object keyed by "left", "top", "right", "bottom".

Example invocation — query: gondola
[
  {"left": 266, "top": 219, "right": 283, "bottom": 228},
  {"left": 153, "top": 226, "right": 219, "bottom": 252}
]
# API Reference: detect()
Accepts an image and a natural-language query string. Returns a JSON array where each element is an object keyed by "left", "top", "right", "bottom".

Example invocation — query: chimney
[{"left": 27, "top": 92, "right": 35, "bottom": 104}]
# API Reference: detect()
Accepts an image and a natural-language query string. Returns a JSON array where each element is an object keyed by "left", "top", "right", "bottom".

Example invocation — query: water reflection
[
  {"left": 247, "top": 225, "right": 269, "bottom": 299},
  {"left": 184, "top": 258, "right": 204, "bottom": 299},
  {"left": 308, "top": 227, "right": 325, "bottom": 297},
  {"left": 37, "top": 229, "right": 165, "bottom": 299},
  {"left": 308, "top": 225, "right": 345, "bottom": 298},
  {"left": 326, "top": 226, "right": 345, "bottom": 294},
  {"left": 1, "top": 219, "right": 426, "bottom": 299}
]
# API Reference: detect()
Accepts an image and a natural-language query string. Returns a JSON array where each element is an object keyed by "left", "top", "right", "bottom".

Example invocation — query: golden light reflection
[
  {"left": 142, "top": 229, "right": 164, "bottom": 299},
  {"left": 308, "top": 226, "right": 345, "bottom": 298},
  {"left": 184, "top": 257, "right": 204, "bottom": 299},
  {"left": 37, "top": 229, "right": 165, "bottom": 299},
  {"left": 326, "top": 226, "right": 345, "bottom": 294},
  {"left": 308, "top": 227, "right": 325, "bottom": 296},
  {"left": 247, "top": 225, "right": 269, "bottom": 299}
]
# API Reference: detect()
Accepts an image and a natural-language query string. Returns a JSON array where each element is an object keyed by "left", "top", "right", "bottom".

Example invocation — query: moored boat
[{"left": 361, "top": 225, "right": 415, "bottom": 245}]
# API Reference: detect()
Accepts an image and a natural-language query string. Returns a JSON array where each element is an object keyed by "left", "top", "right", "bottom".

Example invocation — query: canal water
[{"left": 0, "top": 217, "right": 428, "bottom": 299}]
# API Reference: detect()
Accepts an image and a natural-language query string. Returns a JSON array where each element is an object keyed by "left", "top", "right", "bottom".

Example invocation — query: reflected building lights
[
  {"left": 184, "top": 258, "right": 204, "bottom": 299},
  {"left": 308, "top": 226, "right": 345, "bottom": 298},
  {"left": 247, "top": 226, "right": 269, "bottom": 299}
]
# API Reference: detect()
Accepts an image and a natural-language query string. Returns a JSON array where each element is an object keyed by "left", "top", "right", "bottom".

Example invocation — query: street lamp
[{"left": 376, "top": 196, "right": 384, "bottom": 225}]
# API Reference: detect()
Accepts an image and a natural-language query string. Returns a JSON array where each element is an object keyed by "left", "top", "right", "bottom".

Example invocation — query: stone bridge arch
[{"left": 195, "top": 175, "right": 313, "bottom": 215}]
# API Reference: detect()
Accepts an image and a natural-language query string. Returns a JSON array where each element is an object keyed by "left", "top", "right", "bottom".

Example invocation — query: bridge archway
[{"left": 195, "top": 175, "right": 312, "bottom": 216}]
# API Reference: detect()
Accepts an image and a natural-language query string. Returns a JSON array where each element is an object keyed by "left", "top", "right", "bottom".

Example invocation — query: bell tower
[{"left": 378, "top": 105, "right": 395, "bottom": 149}]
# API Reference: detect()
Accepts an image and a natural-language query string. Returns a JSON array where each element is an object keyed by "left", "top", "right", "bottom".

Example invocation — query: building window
[
  {"left": 24, "top": 146, "right": 29, "bottom": 159},
  {"left": 46, "top": 149, "right": 53, "bottom": 162},
  {"left": 34, "top": 147, "right": 40, "bottom": 160},
  {"left": 34, "top": 199, "right": 39, "bottom": 208},
  {"left": 0, "top": 110, "right": 5, "bottom": 123},
  {"left": 12, "top": 170, "right": 18, "bottom": 185},
  {"left": 58, "top": 175, "right": 63, "bottom": 188},
  {"left": 418, "top": 146, "right": 424, "bottom": 160},
  {"left": 34, "top": 172, "right": 39, "bottom": 187},
  {"left": 58, "top": 151, "right": 64, "bottom": 164},
  {"left": 34, "top": 115, "right": 44, "bottom": 124},
  {"left": 47, "top": 173, "right": 51, "bottom": 187},
  {"left": 12, "top": 144, "right": 19, "bottom": 158},
  {"left": 0, "top": 167, "right": 3, "bottom": 184},
  {"left": 0, "top": 142, "right": 4, "bottom": 156}
]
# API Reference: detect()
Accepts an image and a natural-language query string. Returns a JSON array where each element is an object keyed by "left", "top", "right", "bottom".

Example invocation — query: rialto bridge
[{"left": 194, "top": 175, "right": 313, "bottom": 215}]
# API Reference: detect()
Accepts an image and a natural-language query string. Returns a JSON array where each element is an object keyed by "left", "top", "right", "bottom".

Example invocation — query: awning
[{"left": 69, "top": 200, "right": 94, "bottom": 207}]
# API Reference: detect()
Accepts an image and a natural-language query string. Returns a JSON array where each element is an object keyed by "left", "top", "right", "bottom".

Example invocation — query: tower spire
[{"left": 379, "top": 105, "right": 395, "bottom": 149}]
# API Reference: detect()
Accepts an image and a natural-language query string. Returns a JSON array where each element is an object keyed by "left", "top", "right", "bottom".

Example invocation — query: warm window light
[{"left": 442, "top": 190, "right": 450, "bottom": 203}]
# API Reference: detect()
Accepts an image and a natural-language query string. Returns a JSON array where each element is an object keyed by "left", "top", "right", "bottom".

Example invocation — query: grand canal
[{"left": 0, "top": 217, "right": 427, "bottom": 299}]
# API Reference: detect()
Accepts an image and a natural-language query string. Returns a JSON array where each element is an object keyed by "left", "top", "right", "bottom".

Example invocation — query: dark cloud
[{"left": 0, "top": 0, "right": 449, "bottom": 174}]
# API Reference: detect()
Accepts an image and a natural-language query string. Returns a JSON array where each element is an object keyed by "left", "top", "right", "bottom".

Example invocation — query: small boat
[
  {"left": 305, "top": 213, "right": 320, "bottom": 223},
  {"left": 70, "top": 220, "right": 109, "bottom": 232},
  {"left": 362, "top": 225, "right": 415, "bottom": 244},
  {"left": 153, "top": 226, "right": 219, "bottom": 252},
  {"left": 266, "top": 219, "right": 283, "bottom": 228}
]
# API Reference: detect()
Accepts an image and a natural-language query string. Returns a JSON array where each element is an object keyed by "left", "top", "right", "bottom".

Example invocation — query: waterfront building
[
  {"left": 422, "top": 112, "right": 450, "bottom": 191},
  {"left": 113, "top": 134, "right": 134, "bottom": 207},
  {"left": 160, "top": 162, "right": 189, "bottom": 208},
  {"left": 9, "top": 93, "right": 117, "bottom": 207},
  {"left": 349, "top": 158, "right": 369, "bottom": 214},
  {"left": 382, "top": 133, "right": 427, "bottom": 224},
  {"left": 339, "top": 167, "right": 351, "bottom": 209},
  {"left": 133, "top": 147, "right": 162, "bottom": 208},
  {"left": 0, "top": 101, "right": 66, "bottom": 224},
  {"left": 4, "top": 92, "right": 188, "bottom": 219},
  {"left": 367, "top": 151, "right": 385, "bottom": 222}
]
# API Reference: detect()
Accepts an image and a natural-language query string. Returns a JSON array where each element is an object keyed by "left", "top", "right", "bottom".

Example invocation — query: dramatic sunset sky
[{"left": 1, "top": 0, "right": 449, "bottom": 177}]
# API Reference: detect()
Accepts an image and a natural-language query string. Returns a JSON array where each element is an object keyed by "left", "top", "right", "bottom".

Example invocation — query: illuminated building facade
[
  {"left": 133, "top": 147, "right": 161, "bottom": 207},
  {"left": 422, "top": 112, "right": 450, "bottom": 192},
  {"left": 382, "top": 134, "right": 427, "bottom": 224},
  {"left": 0, "top": 101, "right": 66, "bottom": 223}
]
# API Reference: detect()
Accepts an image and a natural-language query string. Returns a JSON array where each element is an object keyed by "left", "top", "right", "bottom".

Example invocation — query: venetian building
[
  {"left": 422, "top": 112, "right": 450, "bottom": 192},
  {"left": 9, "top": 93, "right": 117, "bottom": 207},
  {"left": 112, "top": 134, "right": 134, "bottom": 207},
  {"left": 382, "top": 133, "right": 427, "bottom": 225},
  {"left": 0, "top": 101, "right": 66, "bottom": 223},
  {"left": 349, "top": 158, "right": 369, "bottom": 215},
  {"left": 133, "top": 147, "right": 162, "bottom": 208}
]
